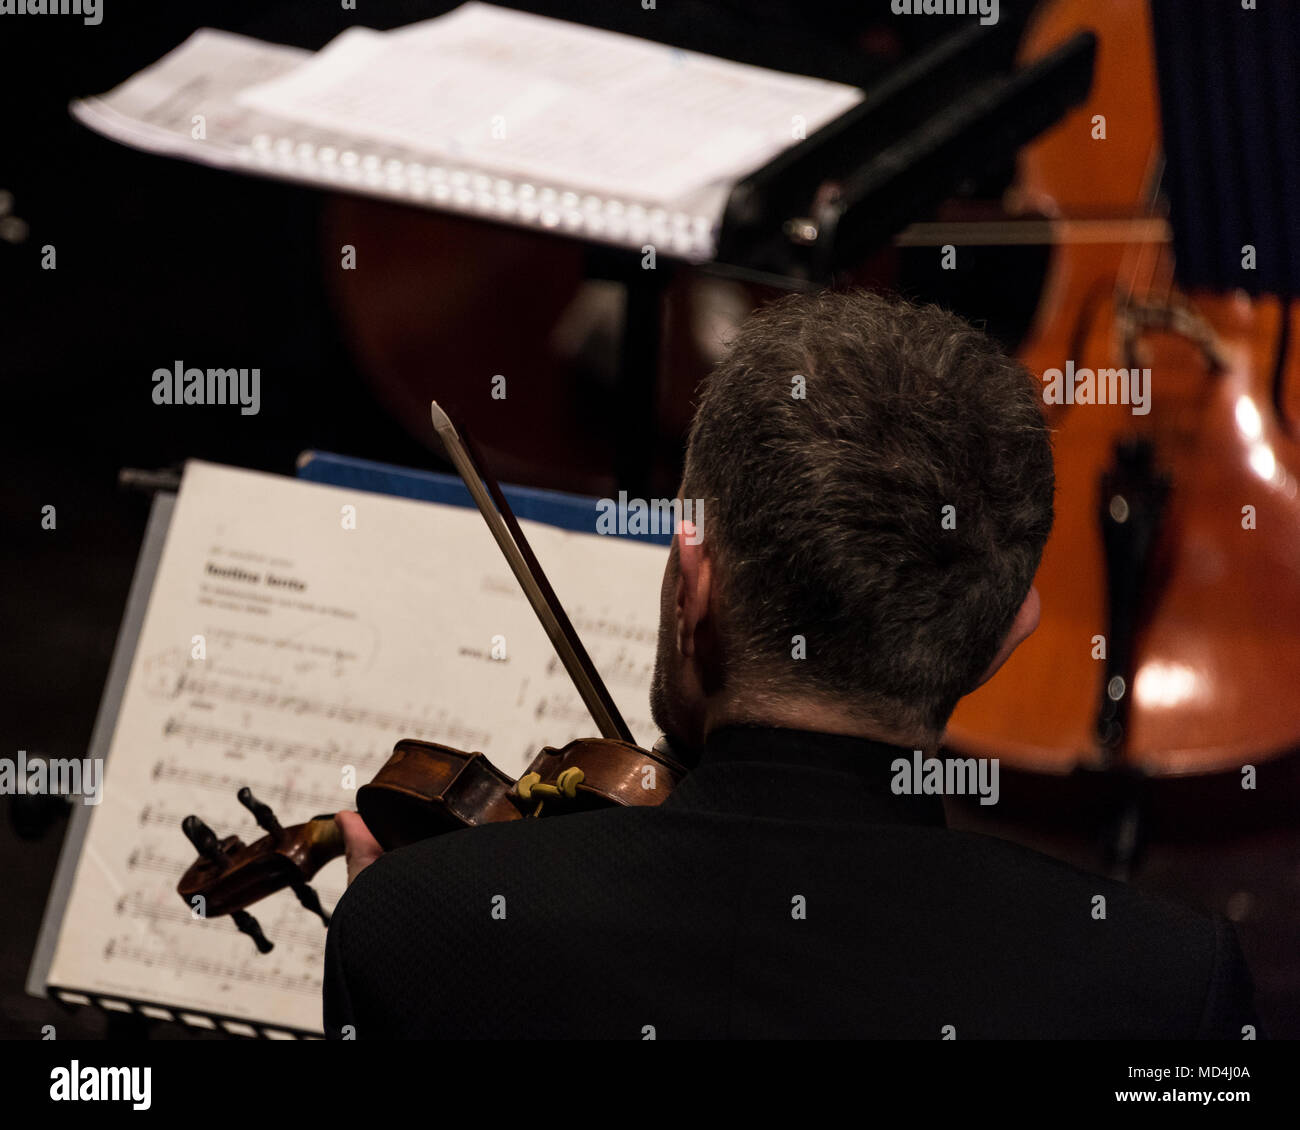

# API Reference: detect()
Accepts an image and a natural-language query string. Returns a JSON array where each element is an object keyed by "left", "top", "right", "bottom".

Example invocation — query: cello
[
  {"left": 944, "top": 0, "right": 1300, "bottom": 780},
  {"left": 175, "top": 402, "right": 686, "bottom": 952}
]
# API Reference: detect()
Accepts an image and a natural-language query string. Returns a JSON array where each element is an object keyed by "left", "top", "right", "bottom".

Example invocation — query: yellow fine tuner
[{"left": 515, "top": 767, "right": 585, "bottom": 801}]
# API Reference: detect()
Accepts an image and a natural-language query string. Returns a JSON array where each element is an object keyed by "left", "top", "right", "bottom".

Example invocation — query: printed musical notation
[
  {"left": 104, "top": 939, "right": 322, "bottom": 998},
  {"left": 151, "top": 757, "right": 346, "bottom": 814},
  {"left": 46, "top": 461, "right": 668, "bottom": 1033},
  {"left": 163, "top": 670, "right": 492, "bottom": 746},
  {"left": 544, "top": 645, "right": 654, "bottom": 692},
  {"left": 115, "top": 891, "right": 336, "bottom": 952},
  {"left": 125, "top": 845, "right": 184, "bottom": 879}
]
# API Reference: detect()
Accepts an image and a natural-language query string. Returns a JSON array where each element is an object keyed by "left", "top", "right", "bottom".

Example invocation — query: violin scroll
[{"left": 176, "top": 790, "right": 344, "bottom": 952}]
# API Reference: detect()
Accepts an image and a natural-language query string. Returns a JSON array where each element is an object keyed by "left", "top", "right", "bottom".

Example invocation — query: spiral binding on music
[{"left": 239, "top": 133, "right": 715, "bottom": 260}]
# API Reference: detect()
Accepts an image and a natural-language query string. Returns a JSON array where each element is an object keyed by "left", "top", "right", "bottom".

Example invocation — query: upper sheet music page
[{"left": 237, "top": 2, "right": 863, "bottom": 206}]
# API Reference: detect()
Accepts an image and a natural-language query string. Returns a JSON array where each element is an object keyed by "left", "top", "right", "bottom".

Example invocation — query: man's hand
[{"left": 335, "top": 810, "right": 383, "bottom": 886}]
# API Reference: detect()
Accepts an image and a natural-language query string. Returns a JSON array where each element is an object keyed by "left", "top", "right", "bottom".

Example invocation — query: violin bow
[{"left": 429, "top": 401, "right": 635, "bottom": 744}]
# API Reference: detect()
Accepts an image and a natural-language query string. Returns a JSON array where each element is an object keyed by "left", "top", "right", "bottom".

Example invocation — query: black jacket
[{"left": 323, "top": 726, "right": 1258, "bottom": 1038}]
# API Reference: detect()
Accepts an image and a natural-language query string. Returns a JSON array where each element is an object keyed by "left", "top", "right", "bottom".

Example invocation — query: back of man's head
[{"left": 681, "top": 289, "right": 1055, "bottom": 737}]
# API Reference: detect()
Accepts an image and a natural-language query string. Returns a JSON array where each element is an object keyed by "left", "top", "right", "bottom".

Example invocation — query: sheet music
[
  {"left": 69, "top": 29, "right": 310, "bottom": 159},
  {"left": 45, "top": 461, "right": 667, "bottom": 1033},
  {"left": 238, "top": 4, "right": 863, "bottom": 206},
  {"left": 71, "top": 7, "right": 862, "bottom": 259}
]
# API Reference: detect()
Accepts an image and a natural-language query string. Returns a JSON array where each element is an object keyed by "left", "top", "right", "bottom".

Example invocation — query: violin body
[{"left": 357, "top": 736, "right": 687, "bottom": 850}]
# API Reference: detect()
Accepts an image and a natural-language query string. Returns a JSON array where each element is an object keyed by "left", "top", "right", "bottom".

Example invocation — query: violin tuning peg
[
  {"left": 232, "top": 909, "right": 274, "bottom": 954},
  {"left": 182, "top": 814, "right": 225, "bottom": 864},
  {"left": 290, "top": 879, "right": 331, "bottom": 928},
  {"left": 237, "top": 786, "right": 284, "bottom": 838}
]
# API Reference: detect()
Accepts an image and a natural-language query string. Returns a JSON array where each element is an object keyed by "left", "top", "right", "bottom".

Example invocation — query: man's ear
[
  {"left": 674, "top": 520, "right": 712, "bottom": 657},
  {"left": 972, "top": 585, "right": 1041, "bottom": 689}
]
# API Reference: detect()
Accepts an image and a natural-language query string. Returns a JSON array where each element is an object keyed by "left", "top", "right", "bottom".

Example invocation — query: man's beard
[
  {"left": 649, "top": 619, "right": 674, "bottom": 738},
  {"left": 648, "top": 546, "right": 680, "bottom": 739}
]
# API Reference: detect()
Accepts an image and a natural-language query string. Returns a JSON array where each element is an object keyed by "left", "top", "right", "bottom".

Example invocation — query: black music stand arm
[
  {"left": 814, "top": 31, "right": 1097, "bottom": 279},
  {"left": 715, "top": 30, "right": 1097, "bottom": 283},
  {"left": 716, "top": 16, "right": 1024, "bottom": 270},
  {"left": 580, "top": 246, "right": 674, "bottom": 498}
]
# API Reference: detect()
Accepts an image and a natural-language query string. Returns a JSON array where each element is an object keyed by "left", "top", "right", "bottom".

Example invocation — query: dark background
[{"left": 2, "top": 0, "right": 1297, "bottom": 1041}]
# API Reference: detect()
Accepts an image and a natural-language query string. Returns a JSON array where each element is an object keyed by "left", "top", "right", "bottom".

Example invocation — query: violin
[{"left": 176, "top": 402, "right": 686, "bottom": 953}]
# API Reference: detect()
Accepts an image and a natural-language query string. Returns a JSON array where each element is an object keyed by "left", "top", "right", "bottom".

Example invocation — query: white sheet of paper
[
  {"left": 70, "top": 29, "right": 310, "bottom": 161},
  {"left": 238, "top": 2, "right": 863, "bottom": 205},
  {"left": 44, "top": 461, "right": 667, "bottom": 1033}
]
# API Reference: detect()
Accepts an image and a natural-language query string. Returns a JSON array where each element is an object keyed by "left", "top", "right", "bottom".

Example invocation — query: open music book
[
  {"left": 70, "top": 2, "right": 863, "bottom": 261},
  {"left": 34, "top": 460, "right": 668, "bottom": 1036}
]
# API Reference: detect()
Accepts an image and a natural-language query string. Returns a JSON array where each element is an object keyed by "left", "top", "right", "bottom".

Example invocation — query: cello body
[{"left": 945, "top": 0, "right": 1300, "bottom": 775}]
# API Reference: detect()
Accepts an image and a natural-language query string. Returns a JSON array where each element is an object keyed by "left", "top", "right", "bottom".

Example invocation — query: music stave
[
  {"left": 151, "top": 758, "right": 350, "bottom": 813},
  {"left": 126, "top": 846, "right": 185, "bottom": 878},
  {"left": 116, "top": 893, "right": 333, "bottom": 949},
  {"left": 162, "top": 716, "right": 359, "bottom": 766},
  {"left": 104, "top": 938, "right": 321, "bottom": 995},
  {"left": 167, "top": 671, "right": 492, "bottom": 748}
]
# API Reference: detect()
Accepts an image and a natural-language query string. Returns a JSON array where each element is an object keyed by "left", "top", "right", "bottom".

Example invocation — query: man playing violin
[{"left": 325, "top": 289, "right": 1258, "bottom": 1039}]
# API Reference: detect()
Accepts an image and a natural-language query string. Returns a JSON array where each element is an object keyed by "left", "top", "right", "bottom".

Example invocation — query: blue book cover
[{"left": 295, "top": 450, "right": 673, "bottom": 546}]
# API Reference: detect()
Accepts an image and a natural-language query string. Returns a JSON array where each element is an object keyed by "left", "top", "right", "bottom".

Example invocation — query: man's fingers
[{"left": 335, "top": 810, "right": 384, "bottom": 887}]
